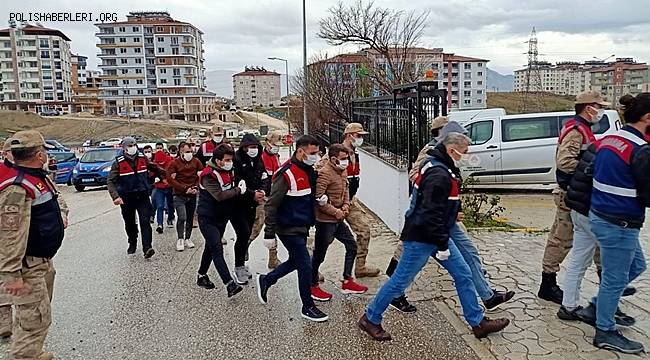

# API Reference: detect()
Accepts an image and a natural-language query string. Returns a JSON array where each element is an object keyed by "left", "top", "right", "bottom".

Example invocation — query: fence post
[
  {"left": 406, "top": 97, "right": 413, "bottom": 172},
  {"left": 375, "top": 99, "right": 380, "bottom": 157}
]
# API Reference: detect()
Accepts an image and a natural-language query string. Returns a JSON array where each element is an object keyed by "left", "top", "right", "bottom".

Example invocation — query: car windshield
[
  {"left": 49, "top": 152, "right": 76, "bottom": 163},
  {"left": 80, "top": 149, "right": 116, "bottom": 163}
]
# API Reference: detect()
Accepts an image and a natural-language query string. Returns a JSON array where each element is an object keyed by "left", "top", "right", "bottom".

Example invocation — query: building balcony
[{"left": 95, "top": 31, "right": 116, "bottom": 36}]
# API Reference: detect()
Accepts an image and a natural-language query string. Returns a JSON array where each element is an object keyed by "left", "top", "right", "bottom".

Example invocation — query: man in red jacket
[{"left": 152, "top": 150, "right": 175, "bottom": 233}]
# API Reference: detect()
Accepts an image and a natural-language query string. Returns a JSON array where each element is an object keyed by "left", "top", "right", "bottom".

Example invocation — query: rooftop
[
  {"left": 0, "top": 24, "right": 71, "bottom": 41},
  {"left": 233, "top": 66, "right": 281, "bottom": 77}
]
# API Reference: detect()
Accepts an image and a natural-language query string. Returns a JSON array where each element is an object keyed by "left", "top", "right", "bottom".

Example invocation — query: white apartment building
[
  {"left": 233, "top": 66, "right": 281, "bottom": 108},
  {"left": 96, "top": 11, "right": 215, "bottom": 122},
  {"left": 0, "top": 23, "right": 73, "bottom": 113},
  {"left": 514, "top": 61, "right": 608, "bottom": 96}
]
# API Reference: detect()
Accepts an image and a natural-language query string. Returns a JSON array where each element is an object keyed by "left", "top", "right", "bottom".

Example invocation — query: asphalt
[{"left": 0, "top": 187, "right": 478, "bottom": 360}]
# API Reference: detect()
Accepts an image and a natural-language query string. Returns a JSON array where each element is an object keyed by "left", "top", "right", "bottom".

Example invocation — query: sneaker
[
  {"left": 167, "top": 219, "right": 174, "bottom": 228},
  {"left": 256, "top": 274, "right": 269, "bottom": 304},
  {"left": 156, "top": 225, "right": 163, "bottom": 234},
  {"left": 197, "top": 274, "right": 215, "bottom": 290},
  {"left": 358, "top": 314, "right": 392, "bottom": 341},
  {"left": 243, "top": 266, "right": 252, "bottom": 279},
  {"left": 221, "top": 237, "right": 228, "bottom": 245},
  {"left": 301, "top": 305, "right": 329, "bottom": 322},
  {"left": 614, "top": 308, "right": 636, "bottom": 328},
  {"left": 622, "top": 285, "right": 637, "bottom": 297},
  {"left": 557, "top": 305, "right": 584, "bottom": 321},
  {"left": 176, "top": 239, "right": 185, "bottom": 252},
  {"left": 184, "top": 239, "right": 195, "bottom": 249},
  {"left": 318, "top": 272, "right": 325, "bottom": 283},
  {"left": 149, "top": 216, "right": 154, "bottom": 224},
  {"left": 483, "top": 290, "right": 515, "bottom": 311},
  {"left": 143, "top": 248, "right": 155, "bottom": 259},
  {"left": 311, "top": 285, "right": 333, "bottom": 302},
  {"left": 233, "top": 266, "right": 249, "bottom": 285},
  {"left": 226, "top": 281, "right": 243, "bottom": 298},
  {"left": 127, "top": 244, "right": 136, "bottom": 255},
  {"left": 38, "top": 352, "right": 54, "bottom": 360},
  {"left": 341, "top": 278, "right": 368, "bottom": 294},
  {"left": 472, "top": 317, "right": 510, "bottom": 338},
  {"left": 576, "top": 303, "right": 636, "bottom": 328},
  {"left": 594, "top": 328, "right": 644, "bottom": 354},
  {"left": 390, "top": 295, "right": 417, "bottom": 313}
]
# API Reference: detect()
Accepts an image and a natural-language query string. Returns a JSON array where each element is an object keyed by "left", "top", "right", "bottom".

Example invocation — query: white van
[{"left": 459, "top": 110, "right": 622, "bottom": 185}]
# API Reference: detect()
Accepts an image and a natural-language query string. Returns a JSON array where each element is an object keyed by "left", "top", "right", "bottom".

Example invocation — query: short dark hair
[
  {"left": 328, "top": 144, "right": 348, "bottom": 159},
  {"left": 620, "top": 93, "right": 650, "bottom": 124},
  {"left": 155, "top": 142, "right": 164, "bottom": 147},
  {"left": 575, "top": 103, "right": 590, "bottom": 114},
  {"left": 143, "top": 145, "right": 153, "bottom": 151},
  {"left": 178, "top": 142, "right": 190, "bottom": 151},
  {"left": 11, "top": 146, "right": 41, "bottom": 162},
  {"left": 168, "top": 145, "right": 178, "bottom": 153},
  {"left": 295, "top": 135, "right": 320, "bottom": 149},
  {"left": 213, "top": 143, "right": 234, "bottom": 161}
]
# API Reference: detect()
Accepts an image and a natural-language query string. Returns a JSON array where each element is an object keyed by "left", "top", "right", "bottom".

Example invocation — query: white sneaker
[
  {"left": 176, "top": 239, "right": 185, "bottom": 251},
  {"left": 184, "top": 239, "right": 195, "bottom": 248},
  {"left": 243, "top": 265, "right": 252, "bottom": 279}
]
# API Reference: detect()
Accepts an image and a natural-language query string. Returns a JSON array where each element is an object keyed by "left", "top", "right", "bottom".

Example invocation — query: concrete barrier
[{"left": 355, "top": 148, "right": 409, "bottom": 234}]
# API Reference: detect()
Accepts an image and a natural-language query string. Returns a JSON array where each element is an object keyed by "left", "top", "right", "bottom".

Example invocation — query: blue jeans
[
  {"left": 151, "top": 188, "right": 174, "bottom": 225},
  {"left": 590, "top": 211, "right": 646, "bottom": 331},
  {"left": 562, "top": 211, "right": 598, "bottom": 309},
  {"left": 366, "top": 240, "right": 484, "bottom": 327},
  {"left": 450, "top": 223, "right": 494, "bottom": 301},
  {"left": 265, "top": 234, "right": 314, "bottom": 308}
]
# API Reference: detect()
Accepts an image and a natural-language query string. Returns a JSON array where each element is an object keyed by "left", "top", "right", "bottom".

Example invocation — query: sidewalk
[{"left": 324, "top": 205, "right": 650, "bottom": 360}]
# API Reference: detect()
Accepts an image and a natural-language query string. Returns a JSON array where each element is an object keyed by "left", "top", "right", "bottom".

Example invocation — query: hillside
[
  {"left": 486, "top": 92, "right": 576, "bottom": 114},
  {"left": 486, "top": 69, "right": 514, "bottom": 92}
]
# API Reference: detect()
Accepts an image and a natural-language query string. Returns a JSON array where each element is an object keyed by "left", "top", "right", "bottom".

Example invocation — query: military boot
[{"left": 355, "top": 258, "right": 380, "bottom": 278}]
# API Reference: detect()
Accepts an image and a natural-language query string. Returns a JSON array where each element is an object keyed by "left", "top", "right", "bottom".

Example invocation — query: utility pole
[
  {"left": 302, "top": 0, "right": 308, "bottom": 135},
  {"left": 520, "top": 27, "right": 544, "bottom": 113},
  {"left": 268, "top": 57, "right": 291, "bottom": 136}
]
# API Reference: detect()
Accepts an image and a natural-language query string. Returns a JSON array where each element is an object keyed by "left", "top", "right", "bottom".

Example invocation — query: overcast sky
[{"left": 2, "top": 0, "right": 649, "bottom": 76}]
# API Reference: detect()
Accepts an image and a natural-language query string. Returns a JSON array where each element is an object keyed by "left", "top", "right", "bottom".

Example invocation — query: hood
[
  {"left": 435, "top": 121, "right": 468, "bottom": 142},
  {"left": 153, "top": 151, "right": 169, "bottom": 165},
  {"left": 79, "top": 160, "right": 114, "bottom": 172},
  {"left": 240, "top": 134, "right": 261, "bottom": 150}
]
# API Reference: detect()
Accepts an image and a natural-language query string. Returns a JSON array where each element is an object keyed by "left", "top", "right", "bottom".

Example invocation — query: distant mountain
[
  {"left": 205, "top": 69, "right": 290, "bottom": 99},
  {"left": 486, "top": 68, "right": 514, "bottom": 92}
]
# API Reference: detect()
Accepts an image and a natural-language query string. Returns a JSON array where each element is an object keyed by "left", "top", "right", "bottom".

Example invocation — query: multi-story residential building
[
  {"left": 514, "top": 60, "right": 610, "bottom": 96},
  {"left": 0, "top": 23, "right": 73, "bottom": 113},
  {"left": 317, "top": 48, "right": 488, "bottom": 111},
  {"left": 232, "top": 66, "right": 281, "bottom": 108},
  {"left": 590, "top": 58, "right": 650, "bottom": 106},
  {"left": 71, "top": 55, "right": 103, "bottom": 114},
  {"left": 96, "top": 11, "right": 215, "bottom": 121}
]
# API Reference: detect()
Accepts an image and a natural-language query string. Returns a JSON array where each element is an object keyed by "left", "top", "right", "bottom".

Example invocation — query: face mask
[
  {"left": 353, "top": 137, "right": 364, "bottom": 147},
  {"left": 337, "top": 159, "right": 349, "bottom": 170},
  {"left": 303, "top": 154, "right": 320, "bottom": 166},
  {"left": 451, "top": 148, "right": 468, "bottom": 166},
  {"left": 125, "top": 146, "right": 138, "bottom": 156},
  {"left": 247, "top": 148, "right": 259, "bottom": 158},
  {"left": 213, "top": 135, "right": 224, "bottom": 143},
  {"left": 222, "top": 161, "right": 233, "bottom": 171},
  {"left": 182, "top": 152, "right": 193, "bottom": 162},
  {"left": 170, "top": 152, "right": 177, "bottom": 157},
  {"left": 144, "top": 152, "right": 152, "bottom": 159},
  {"left": 588, "top": 106, "right": 605, "bottom": 123},
  {"left": 269, "top": 145, "right": 279, "bottom": 155}
]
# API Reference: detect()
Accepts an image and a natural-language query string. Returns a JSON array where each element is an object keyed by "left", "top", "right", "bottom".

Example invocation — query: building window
[
  {"left": 119, "top": 27, "right": 126, "bottom": 32},
  {"left": 156, "top": 26, "right": 163, "bottom": 32},
  {"left": 40, "top": 50, "right": 50, "bottom": 59},
  {"left": 464, "top": 72, "right": 471, "bottom": 79},
  {"left": 134, "top": 37, "right": 140, "bottom": 42},
  {"left": 122, "top": 80, "right": 130, "bottom": 85},
  {"left": 477, "top": 81, "right": 483, "bottom": 86},
  {"left": 119, "top": 37, "right": 126, "bottom": 43},
  {"left": 120, "top": 48, "right": 127, "bottom": 53},
  {"left": 172, "top": 48, "right": 179, "bottom": 55},
  {"left": 135, "top": 48, "right": 141, "bottom": 53},
  {"left": 478, "top": 63, "right": 483, "bottom": 67},
  {"left": 121, "top": 59, "right": 127, "bottom": 64},
  {"left": 132, "top": 26, "right": 139, "bottom": 32},
  {"left": 173, "top": 68, "right": 180, "bottom": 76},
  {"left": 464, "top": 81, "right": 471, "bottom": 88},
  {"left": 137, "top": 89, "right": 144, "bottom": 94},
  {"left": 135, "top": 68, "right": 142, "bottom": 74},
  {"left": 477, "top": 71, "right": 483, "bottom": 76},
  {"left": 135, "top": 59, "right": 142, "bottom": 65},
  {"left": 121, "top": 69, "right": 128, "bottom": 74},
  {"left": 136, "top": 79, "right": 143, "bottom": 85},
  {"left": 39, "top": 39, "right": 49, "bottom": 48},
  {"left": 477, "top": 90, "right": 483, "bottom": 94},
  {"left": 158, "top": 37, "right": 164, "bottom": 42},
  {"left": 477, "top": 99, "right": 483, "bottom": 104},
  {"left": 158, "top": 48, "right": 165, "bottom": 53},
  {"left": 464, "top": 63, "right": 471, "bottom": 70},
  {"left": 123, "top": 90, "right": 130, "bottom": 95},
  {"left": 174, "top": 79, "right": 181, "bottom": 85},
  {"left": 464, "top": 99, "right": 471, "bottom": 105},
  {"left": 463, "top": 91, "right": 471, "bottom": 97},
  {"left": 160, "top": 79, "right": 167, "bottom": 84},
  {"left": 160, "top": 68, "right": 167, "bottom": 74},
  {"left": 44, "top": 92, "right": 54, "bottom": 100},
  {"left": 52, "top": 40, "right": 59, "bottom": 48}
]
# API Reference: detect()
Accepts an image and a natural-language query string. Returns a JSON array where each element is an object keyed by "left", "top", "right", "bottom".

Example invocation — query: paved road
[{"left": 1, "top": 187, "right": 478, "bottom": 360}]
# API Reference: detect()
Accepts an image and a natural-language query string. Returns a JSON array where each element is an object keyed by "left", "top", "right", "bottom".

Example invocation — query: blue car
[
  {"left": 48, "top": 150, "right": 78, "bottom": 185},
  {"left": 71, "top": 147, "right": 120, "bottom": 192}
]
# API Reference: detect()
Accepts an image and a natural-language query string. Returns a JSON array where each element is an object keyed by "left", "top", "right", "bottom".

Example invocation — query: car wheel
[{"left": 74, "top": 184, "right": 85, "bottom": 192}]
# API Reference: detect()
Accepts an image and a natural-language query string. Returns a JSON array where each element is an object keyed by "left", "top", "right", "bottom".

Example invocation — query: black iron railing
[{"left": 321, "top": 81, "right": 447, "bottom": 170}]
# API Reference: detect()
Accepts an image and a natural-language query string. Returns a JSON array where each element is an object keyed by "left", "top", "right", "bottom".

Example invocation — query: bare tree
[{"left": 318, "top": 0, "right": 430, "bottom": 94}]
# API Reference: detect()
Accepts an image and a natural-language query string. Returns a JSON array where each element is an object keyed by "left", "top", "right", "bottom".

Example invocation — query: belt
[{"left": 593, "top": 210, "right": 643, "bottom": 229}]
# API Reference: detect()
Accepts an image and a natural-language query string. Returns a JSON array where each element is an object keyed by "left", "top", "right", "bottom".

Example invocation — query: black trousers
[
  {"left": 174, "top": 195, "right": 197, "bottom": 240},
  {"left": 197, "top": 217, "right": 233, "bottom": 285},
  {"left": 120, "top": 192, "right": 154, "bottom": 252},
  {"left": 312, "top": 221, "right": 358, "bottom": 285},
  {"left": 231, "top": 204, "right": 256, "bottom": 267}
]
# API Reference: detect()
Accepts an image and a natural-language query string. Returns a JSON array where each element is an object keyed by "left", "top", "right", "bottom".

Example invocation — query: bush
[{"left": 460, "top": 177, "right": 506, "bottom": 228}]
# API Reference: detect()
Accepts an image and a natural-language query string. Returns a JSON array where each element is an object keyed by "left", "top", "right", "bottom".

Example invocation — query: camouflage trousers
[
  {"left": 0, "top": 258, "right": 54, "bottom": 360},
  {"left": 542, "top": 188, "right": 601, "bottom": 274},
  {"left": 346, "top": 198, "right": 372, "bottom": 265}
]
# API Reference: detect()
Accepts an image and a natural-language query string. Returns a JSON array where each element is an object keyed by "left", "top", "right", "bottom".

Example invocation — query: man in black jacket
[
  {"left": 231, "top": 134, "right": 267, "bottom": 284},
  {"left": 358, "top": 133, "right": 509, "bottom": 341}
]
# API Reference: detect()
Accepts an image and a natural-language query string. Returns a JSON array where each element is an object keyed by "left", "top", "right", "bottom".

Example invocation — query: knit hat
[{"left": 121, "top": 137, "right": 137, "bottom": 147}]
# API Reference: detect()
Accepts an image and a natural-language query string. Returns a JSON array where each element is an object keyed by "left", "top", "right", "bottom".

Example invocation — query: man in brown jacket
[
  {"left": 167, "top": 142, "right": 204, "bottom": 252},
  {"left": 310, "top": 144, "right": 368, "bottom": 302}
]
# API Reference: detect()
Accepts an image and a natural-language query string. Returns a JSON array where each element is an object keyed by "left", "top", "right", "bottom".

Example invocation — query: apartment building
[
  {"left": 590, "top": 58, "right": 650, "bottom": 105},
  {"left": 0, "top": 23, "right": 73, "bottom": 113},
  {"left": 96, "top": 11, "right": 215, "bottom": 121},
  {"left": 232, "top": 66, "right": 281, "bottom": 108},
  {"left": 71, "top": 54, "right": 103, "bottom": 114},
  {"left": 514, "top": 60, "right": 610, "bottom": 95}
]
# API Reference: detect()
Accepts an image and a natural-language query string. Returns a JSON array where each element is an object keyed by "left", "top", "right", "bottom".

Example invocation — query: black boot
[
  {"left": 538, "top": 272, "right": 563, "bottom": 304},
  {"left": 597, "top": 269, "right": 637, "bottom": 297},
  {"left": 385, "top": 257, "right": 398, "bottom": 277}
]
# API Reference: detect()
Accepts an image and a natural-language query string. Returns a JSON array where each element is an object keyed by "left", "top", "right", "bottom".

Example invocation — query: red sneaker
[
  {"left": 311, "top": 284, "right": 333, "bottom": 302},
  {"left": 341, "top": 278, "right": 368, "bottom": 294}
]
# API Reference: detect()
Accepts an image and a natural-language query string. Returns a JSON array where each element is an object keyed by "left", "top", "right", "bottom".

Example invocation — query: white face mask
[
  {"left": 144, "top": 152, "right": 152, "bottom": 159},
  {"left": 222, "top": 161, "right": 233, "bottom": 171},
  {"left": 587, "top": 106, "right": 605, "bottom": 123},
  {"left": 303, "top": 154, "right": 320, "bottom": 166},
  {"left": 182, "top": 152, "right": 193, "bottom": 162},
  {"left": 353, "top": 137, "right": 364, "bottom": 147},
  {"left": 125, "top": 146, "right": 138, "bottom": 156},
  {"left": 213, "top": 135, "right": 224, "bottom": 143},
  {"left": 337, "top": 159, "right": 349, "bottom": 170},
  {"left": 269, "top": 145, "right": 280, "bottom": 155},
  {"left": 247, "top": 148, "right": 259, "bottom": 158}
]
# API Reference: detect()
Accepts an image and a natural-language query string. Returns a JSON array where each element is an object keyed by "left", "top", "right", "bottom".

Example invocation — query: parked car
[
  {"left": 99, "top": 138, "right": 122, "bottom": 147},
  {"left": 40, "top": 109, "right": 60, "bottom": 116},
  {"left": 47, "top": 150, "right": 78, "bottom": 185},
  {"left": 71, "top": 147, "right": 120, "bottom": 192},
  {"left": 459, "top": 110, "right": 622, "bottom": 185},
  {"left": 45, "top": 139, "right": 69, "bottom": 151},
  {"left": 118, "top": 111, "right": 141, "bottom": 118}
]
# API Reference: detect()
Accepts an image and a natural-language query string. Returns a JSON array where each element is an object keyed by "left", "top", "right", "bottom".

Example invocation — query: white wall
[{"left": 355, "top": 149, "right": 409, "bottom": 233}]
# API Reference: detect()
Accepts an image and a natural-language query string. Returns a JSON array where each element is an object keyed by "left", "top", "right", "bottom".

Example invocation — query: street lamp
[{"left": 268, "top": 57, "right": 291, "bottom": 137}]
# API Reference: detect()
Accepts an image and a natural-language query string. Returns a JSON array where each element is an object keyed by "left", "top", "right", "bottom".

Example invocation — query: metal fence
[{"left": 321, "top": 81, "right": 447, "bottom": 170}]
